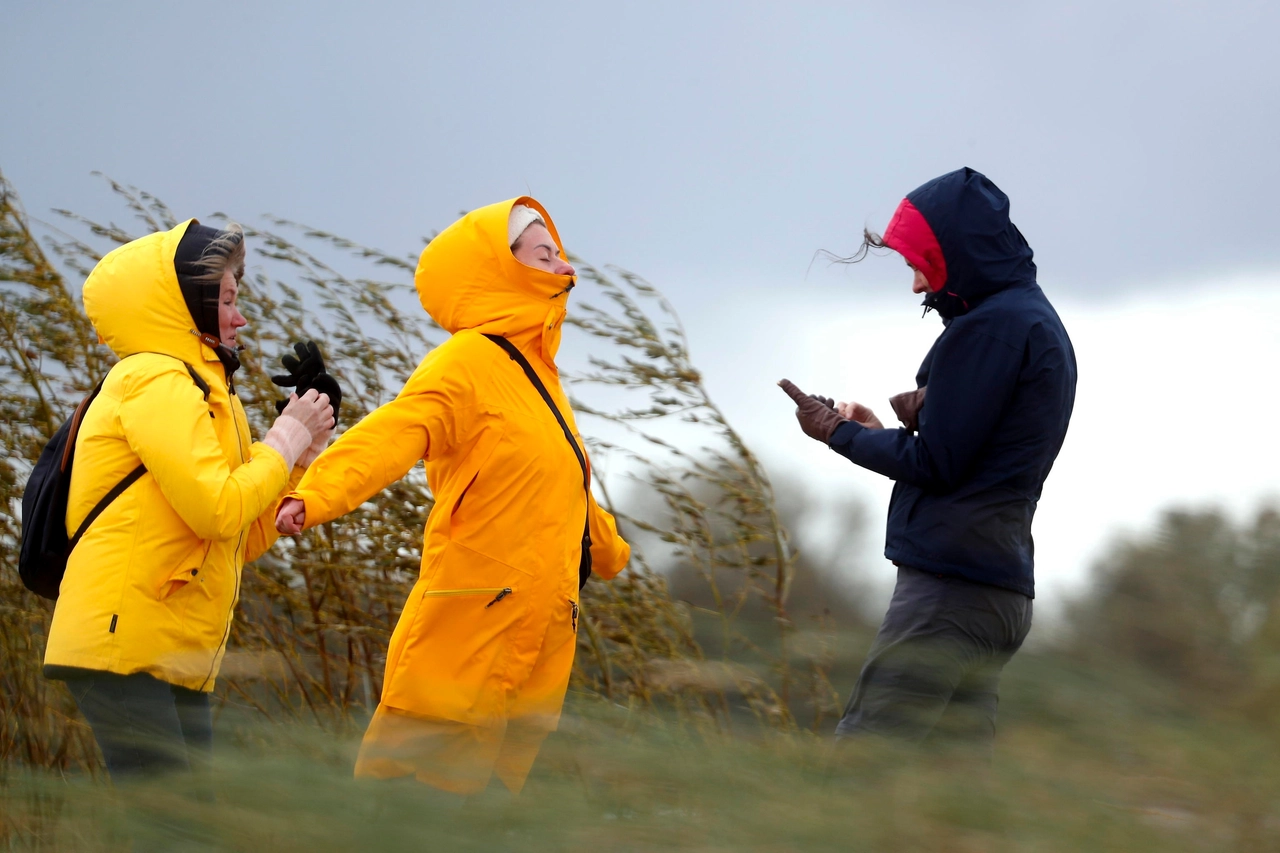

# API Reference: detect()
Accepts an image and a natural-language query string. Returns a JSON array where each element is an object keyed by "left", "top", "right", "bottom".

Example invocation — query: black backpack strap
[
  {"left": 483, "top": 335, "right": 588, "bottom": 490},
  {"left": 184, "top": 362, "right": 211, "bottom": 400},
  {"left": 483, "top": 334, "right": 593, "bottom": 588},
  {"left": 57, "top": 358, "right": 207, "bottom": 561},
  {"left": 60, "top": 382, "right": 104, "bottom": 473},
  {"left": 67, "top": 464, "right": 146, "bottom": 555}
]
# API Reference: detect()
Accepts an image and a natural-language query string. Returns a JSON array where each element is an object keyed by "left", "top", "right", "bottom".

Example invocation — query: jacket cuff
[
  {"left": 828, "top": 419, "right": 864, "bottom": 450},
  {"left": 284, "top": 490, "right": 321, "bottom": 530},
  {"left": 593, "top": 539, "right": 631, "bottom": 581}
]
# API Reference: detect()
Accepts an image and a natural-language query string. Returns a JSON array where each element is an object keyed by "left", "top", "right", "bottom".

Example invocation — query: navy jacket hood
[
  {"left": 827, "top": 169, "right": 1076, "bottom": 597},
  {"left": 907, "top": 168, "right": 1038, "bottom": 319}
]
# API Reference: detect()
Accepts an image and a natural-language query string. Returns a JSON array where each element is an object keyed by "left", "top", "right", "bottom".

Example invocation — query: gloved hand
[
  {"left": 778, "top": 379, "right": 847, "bottom": 443},
  {"left": 889, "top": 386, "right": 926, "bottom": 433},
  {"left": 272, "top": 341, "right": 342, "bottom": 427}
]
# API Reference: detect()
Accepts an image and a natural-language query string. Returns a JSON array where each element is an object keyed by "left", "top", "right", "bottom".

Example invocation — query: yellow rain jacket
[
  {"left": 43, "top": 221, "right": 302, "bottom": 691},
  {"left": 288, "top": 197, "right": 630, "bottom": 794}
]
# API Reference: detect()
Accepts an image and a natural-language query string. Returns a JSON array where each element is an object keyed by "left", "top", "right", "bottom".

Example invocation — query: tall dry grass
[
  {"left": 0, "top": 170, "right": 841, "bottom": 775},
  {"left": 7, "top": 171, "right": 1280, "bottom": 852}
]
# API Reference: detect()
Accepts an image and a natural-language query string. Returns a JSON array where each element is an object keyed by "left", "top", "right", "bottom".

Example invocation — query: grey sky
[
  {"left": 4, "top": 0, "right": 1277, "bottom": 306},
  {"left": 5, "top": 1, "right": 1280, "bottom": 612}
]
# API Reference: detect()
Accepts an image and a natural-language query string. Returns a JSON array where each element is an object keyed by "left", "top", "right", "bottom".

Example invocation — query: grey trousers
[
  {"left": 62, "top": 670, "right": 212, "bottom": 781},
  {"left": 834, "top": 565, "right": 1032, "bottom": 751}
]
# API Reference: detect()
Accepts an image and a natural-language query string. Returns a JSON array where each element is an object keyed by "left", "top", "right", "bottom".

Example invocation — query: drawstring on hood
[
  {"left": 415, "top": 197, "right": 575, "bottom": 367},
  {"left": 882, "top": 168, "right": 1037, "bottom": 320}
]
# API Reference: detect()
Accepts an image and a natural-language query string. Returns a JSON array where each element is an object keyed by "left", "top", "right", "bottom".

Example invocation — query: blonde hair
[{"left": 190, "top": 222, "right": 246, "bottom": 285}]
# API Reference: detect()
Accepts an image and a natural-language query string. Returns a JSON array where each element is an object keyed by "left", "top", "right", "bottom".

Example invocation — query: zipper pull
[
  {"left": 486, "top": 588, "right": 513, "bottom": 608},
  {"left": 570, "top": 600, "right": 579, "bottom": 632}
]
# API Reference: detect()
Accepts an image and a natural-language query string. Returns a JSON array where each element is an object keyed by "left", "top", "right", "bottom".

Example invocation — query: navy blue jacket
[{"left": 829, "top": 169, "right": 1076, "bottom": 597}]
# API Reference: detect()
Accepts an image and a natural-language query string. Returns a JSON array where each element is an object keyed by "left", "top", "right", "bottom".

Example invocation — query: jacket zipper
[
  {"left": 200, "top": 382, "right": 248, "bottom": 691},
  {"left": 570, "top": 600, "right": 579, "bottom": 632},
  {"left": 419, "top": 587, "right": 514, "bottom": 608}
]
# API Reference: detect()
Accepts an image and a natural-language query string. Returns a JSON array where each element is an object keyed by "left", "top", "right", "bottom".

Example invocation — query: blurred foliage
[
  {"left": 5, "top": 651, "right": 1280, "bottom": 852},
  {"left": 0, "top": 170, "right": 853, "bottom": 775},
  {"left": 1068, "top": 505, "right": 1280, "bottom": 715},
  {"left": 6, "top": 169, "right": 1280, "bottom": 849}
]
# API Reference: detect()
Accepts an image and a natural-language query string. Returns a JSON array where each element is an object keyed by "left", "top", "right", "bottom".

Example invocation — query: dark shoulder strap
[
  {"left": 483, "top": 334, "right": 588, "bottom": 491},
  {"left": 61, "top": 362, "right": 162, "bottom": 557},
  {"left": 184, "top": 362, "right": 211, "bottom": 400},
  {"left": 68, "top": 464, "right": 147, "bottom": 554},
  {"left": 483, "top": 334, "right": 595, "bottom": 588},
  {"left": 60, "top": 381, "right": 104, "bottom": 473}
]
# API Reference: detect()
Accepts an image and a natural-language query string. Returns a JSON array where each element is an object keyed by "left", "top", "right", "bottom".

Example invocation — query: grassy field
[
  {"left": 4, "top": 649, "right": 1278, "bottom": 852},
  {"left": 5, "top": 173, "right": 1279, "bottom": 851}
]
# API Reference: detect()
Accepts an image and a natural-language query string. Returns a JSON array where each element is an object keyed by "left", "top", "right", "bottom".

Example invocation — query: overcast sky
[
  {"left": 4, "top": 1, "right": 1277, "bottom": 616},
  {"left": 5, "top": 1, "right": 1277, "bottom": 295}
]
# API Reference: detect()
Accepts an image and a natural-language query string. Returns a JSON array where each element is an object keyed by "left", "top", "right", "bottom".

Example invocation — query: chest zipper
[
  {"left": 200, "top": 384, "right": 249, "bottom": 691},
  {"left": 418, "top": 587, "right": 513, "bottom": 608}
]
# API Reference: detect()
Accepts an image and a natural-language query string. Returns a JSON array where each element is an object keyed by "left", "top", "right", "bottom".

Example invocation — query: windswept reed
[{"left": 0, "top": 171, "right": 836, "bottom": 775}]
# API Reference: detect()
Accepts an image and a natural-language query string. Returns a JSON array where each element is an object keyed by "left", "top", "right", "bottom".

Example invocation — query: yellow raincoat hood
[
  {"left": 415, "top": 197, "right": 574, "bottom": 365},
  {"left": 83, "top": 220, "right": 221, "bottom": 369}
]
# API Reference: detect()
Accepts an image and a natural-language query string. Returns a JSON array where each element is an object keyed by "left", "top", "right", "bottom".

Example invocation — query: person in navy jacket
[{"left": 780, "top": 167, "right": 1076, "bottom": 752}]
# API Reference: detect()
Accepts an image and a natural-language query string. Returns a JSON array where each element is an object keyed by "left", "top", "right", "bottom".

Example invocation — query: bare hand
[
  {"left": 279, "top": 389, "right": 334, "bottom": 440},
  {"left": 836, "top": 401, "right": 884, "bottom": 429},
  {"left": 276, "top": 498, "right": 306, "bottom": 534}
]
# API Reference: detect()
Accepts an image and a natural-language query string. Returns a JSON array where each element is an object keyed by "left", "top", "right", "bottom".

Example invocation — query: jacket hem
[
  {"left": 41, "top": 655, "right": 216, "bottom": 692},
  {"left": 884, "top": 547, "right": 1035, "bottom": 598}
]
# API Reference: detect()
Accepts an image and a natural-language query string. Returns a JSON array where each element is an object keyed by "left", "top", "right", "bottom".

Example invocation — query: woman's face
[
  {"left": 219, "top": 269, "right": 248, "bottom": 346},
  {"left": 513, "top": 223, "right": 575, "bottom": 277},
  {"left": 908, "top": 260, "right": 931, "bottom": 294}
]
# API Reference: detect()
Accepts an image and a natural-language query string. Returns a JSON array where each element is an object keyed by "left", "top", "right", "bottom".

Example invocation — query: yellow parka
[
  {"left": 288, "top": 197, "right": 630, "bottom": 794},
  {"left": 43, "top": 221, "right": 302, "bottom": 692}
]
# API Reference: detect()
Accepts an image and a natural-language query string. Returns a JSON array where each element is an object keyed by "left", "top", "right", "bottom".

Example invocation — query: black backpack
[{"left": 19, "top": 361, "right": 208, "bottom": 600}]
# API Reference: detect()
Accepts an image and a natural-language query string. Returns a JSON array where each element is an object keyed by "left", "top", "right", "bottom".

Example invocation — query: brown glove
[
  {"left": 889, "top": 386, "right": 926, "bottom": 433},
  {"left": 779, "top": 379, "right": 847, "bottom": 443}
]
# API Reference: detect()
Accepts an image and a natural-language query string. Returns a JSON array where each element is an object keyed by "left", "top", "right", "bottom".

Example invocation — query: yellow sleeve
[
  {"left": 288, "top": 348, "right": 470, "bottom": 529},
  {"left": 587, "top": 493, "right": 631, "bottom": 580},
  {"left": 118, "top": 364, "right": 291, "bottom": 542},
  {"left": 245, "top": 464, "right": 306, "bottom": 563}
]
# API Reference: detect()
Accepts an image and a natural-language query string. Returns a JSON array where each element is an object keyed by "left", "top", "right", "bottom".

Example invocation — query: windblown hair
[
  {"left": 817, "top": 226, "right": 888, "bottom": 267},
  {"left": 191, "top": 222, "right": 246, "bottom": 285}
]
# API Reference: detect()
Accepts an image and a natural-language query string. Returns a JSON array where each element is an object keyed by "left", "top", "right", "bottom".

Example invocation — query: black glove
[
  {"left": 778, "top": 379, "right": 847, "bottom": 443},
  {"left": 272, "top": 341, "right": 343, "bottom": 427}
]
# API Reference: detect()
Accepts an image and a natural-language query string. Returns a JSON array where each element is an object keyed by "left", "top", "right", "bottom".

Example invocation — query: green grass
[{"left": 5, "top": 651, "right": 1279, "bottom": 852}]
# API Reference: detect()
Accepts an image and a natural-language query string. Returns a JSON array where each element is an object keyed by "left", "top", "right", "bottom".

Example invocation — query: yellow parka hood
[
  {"left": 83, "top": 219, "right": 220, "bottom": 369},
  {"left": 414, "top": 197, "right": 573, "bottom": 364}
]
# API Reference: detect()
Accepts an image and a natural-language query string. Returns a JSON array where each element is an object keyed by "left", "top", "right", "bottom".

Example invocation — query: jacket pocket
[
  {"left": 158, "top": 541, "right": 213, "bottom": 600},
  {"left": 449, "top": 472, "right": 480, "bottom": 526},
  {"left": 382, "top": 541, "right": 531, "bottom": 725}
]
